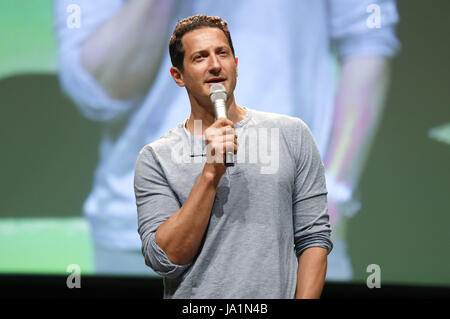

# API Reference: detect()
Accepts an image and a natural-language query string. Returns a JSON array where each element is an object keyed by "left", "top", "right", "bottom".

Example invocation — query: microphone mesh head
[{"left": 209, "top": 84, "right": 227, "bottom": 103}]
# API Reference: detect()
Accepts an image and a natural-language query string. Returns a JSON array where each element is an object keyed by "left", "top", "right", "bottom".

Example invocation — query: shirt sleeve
[
  {"left": 54, "top": 0, "right": 142, "bottom": 122},
  {"left": 292, "top": 120, "right": 333, "bottom": 257},
  {"left": 328, "top": 0, "right": 401, "bottom": 59},
  {"left": 134, "top": 145, "right": 191, "bottom": 279}
]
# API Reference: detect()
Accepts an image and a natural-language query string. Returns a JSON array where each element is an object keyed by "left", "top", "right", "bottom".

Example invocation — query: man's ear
[
  {"left": 170, "top": 66, "right": 185, "bottom": 87},
  {"left": 235, "top": 57, "right": 238, "bottom": 77}
]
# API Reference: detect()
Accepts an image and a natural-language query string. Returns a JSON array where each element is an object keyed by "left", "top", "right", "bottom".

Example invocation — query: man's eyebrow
[
  {"left": 190, "top": 49, "right": 207, "bottom": 58},
  {"left": 190, "top": 46, "right": 230, "bottom": 58},
  {"left": 216, "top": 46, "right": 230, "bottom": 51}
]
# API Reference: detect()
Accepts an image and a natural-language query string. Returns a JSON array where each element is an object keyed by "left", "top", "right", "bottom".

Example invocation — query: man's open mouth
[{"left": 205, "top": 78, "right": 226, "bottom": 84}]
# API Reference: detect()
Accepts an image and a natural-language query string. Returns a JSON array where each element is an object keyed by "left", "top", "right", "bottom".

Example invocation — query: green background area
[
  {"left": 0, "top": 218, "right": 93, "bottom": 274},
  {"left": 0, "top": 1, "right": 56, "bottom": 79},
  {"left": 0, "top": 1, "right": 449, "bottom": 286}
]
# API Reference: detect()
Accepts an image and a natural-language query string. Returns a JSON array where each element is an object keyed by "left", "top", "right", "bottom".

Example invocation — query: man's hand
[{"left": 203, "top": 118, "right": 238, "bottom": 180}]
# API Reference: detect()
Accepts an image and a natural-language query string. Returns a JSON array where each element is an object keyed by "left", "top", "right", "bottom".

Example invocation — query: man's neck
[{"left": 185, "top": 95, "right": 246, "bottom": 136}]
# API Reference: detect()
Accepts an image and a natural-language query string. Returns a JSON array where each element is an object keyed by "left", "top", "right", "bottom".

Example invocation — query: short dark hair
[{"left": 169, "top": 14, "right": 235, "bottom": 72}]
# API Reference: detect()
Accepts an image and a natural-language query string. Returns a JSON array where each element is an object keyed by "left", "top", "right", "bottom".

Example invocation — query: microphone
[{"left": 209, "top": 83, "right": 234, "bottom": 167}]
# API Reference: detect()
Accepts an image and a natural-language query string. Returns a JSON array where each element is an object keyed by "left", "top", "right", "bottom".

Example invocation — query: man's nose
[{"left": 208, "top": 55, "right": 221, "bottom": 74}]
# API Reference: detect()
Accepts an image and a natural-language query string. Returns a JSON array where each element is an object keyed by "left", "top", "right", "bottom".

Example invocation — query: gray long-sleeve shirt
[{"left": 134, "top": 108, "right": 332, "bottom": 298}]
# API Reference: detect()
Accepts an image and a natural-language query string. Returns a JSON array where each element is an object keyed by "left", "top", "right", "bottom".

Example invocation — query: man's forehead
[{"left": 182, "top": 27, "right": 230, "bottom": 53}]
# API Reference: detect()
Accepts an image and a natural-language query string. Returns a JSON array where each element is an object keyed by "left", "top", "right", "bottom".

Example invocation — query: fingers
[
  {"left": 205, "top": 118, "right": 239, "bottom": 164},
  {"left": 205, "top": 120, "right": 237, "bottom": 142},
  {"left": 209, "top": 118, "right": 234, "bottom": 129},
  {"left": 205, "top": 125, "right": 237, "bottom": 141},
  {"left": 206, "top": 138, "right": 238, "bottom": 156}
]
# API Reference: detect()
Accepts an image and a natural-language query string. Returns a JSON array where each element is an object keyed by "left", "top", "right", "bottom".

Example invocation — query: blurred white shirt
[{"left": 55, "top": 0, "right": 399, "bottom": 250}]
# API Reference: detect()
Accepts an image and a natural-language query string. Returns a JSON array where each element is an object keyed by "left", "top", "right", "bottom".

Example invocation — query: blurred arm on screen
[
  {"left": 324, "top": 57, "right": 391, "bottom": 199},
  {"left": 325, "top": 0, "right": 400, "bottom": 207},
  {"left": 80, "top": 0, "right": 177, "bottom": 100},
  {"left": 55, "top": 0, "right": 176, "bottom": 122}
]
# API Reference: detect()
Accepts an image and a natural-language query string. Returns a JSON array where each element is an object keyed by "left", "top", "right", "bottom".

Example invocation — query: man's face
[{"left": 172, "top": 27, "right": 238, "bottom": 106}]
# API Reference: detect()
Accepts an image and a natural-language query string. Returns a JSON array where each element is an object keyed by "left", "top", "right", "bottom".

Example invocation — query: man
[
  {"left": 134, "top": 15, "right": 332, "bottom": 299},
  {"left": 55, "top": 0, "right": 399, "bottom": 278}
]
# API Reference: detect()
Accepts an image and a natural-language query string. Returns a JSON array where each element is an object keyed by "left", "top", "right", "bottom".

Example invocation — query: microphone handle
[
  {"left": 214, "top": 99, "right": 235, "bottom": 167},
  {"left": 225, "top": 151, "right": 234, "bottom": 167}
]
